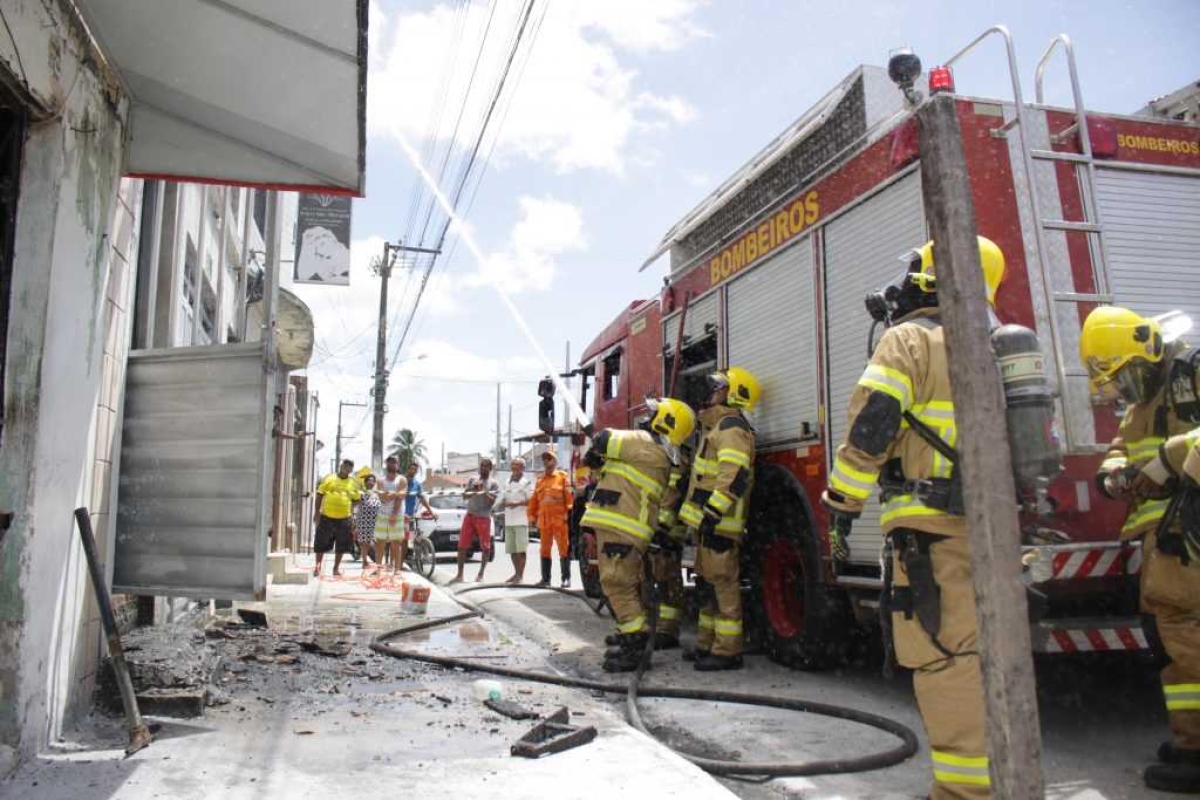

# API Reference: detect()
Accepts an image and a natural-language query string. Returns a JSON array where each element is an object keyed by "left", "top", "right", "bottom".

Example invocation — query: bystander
[
  {"left": 497, "top": 457, "right": 533, "bottom": 583},
  {"left": 313, "top": 459, "right": 361, "bottom": 577},
  {"left": 450, "top": 458, "right": 499, "bottom": 584},
  {"left": 375, "top": 456, "right": 408, "bottom": 574}
]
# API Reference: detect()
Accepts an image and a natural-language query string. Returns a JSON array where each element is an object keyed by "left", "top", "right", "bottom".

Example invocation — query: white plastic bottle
[{"left": 471, "top": 679, "right": 503, "bottom": 702}]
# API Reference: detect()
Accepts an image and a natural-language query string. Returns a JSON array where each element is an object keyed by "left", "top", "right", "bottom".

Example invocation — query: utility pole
[
  {"left": 370, "top": 240, "right": 440, "bottom": 469},
  {"left": 917, "top": 93, "right": 1043, "bottom": 797},
  {"left": 336, "top": 400, "right": 368, "bottom": 468},
  {"left": 495, "top": 382, "right": 502, "bottom": 464},
  {"left": 507, "top": 404, "right": 512, "bottom": 467}
]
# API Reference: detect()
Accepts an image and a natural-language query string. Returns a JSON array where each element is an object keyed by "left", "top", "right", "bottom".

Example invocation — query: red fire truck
[{"left": 573, "top": 28, "right": 1200, "bottom": 668}]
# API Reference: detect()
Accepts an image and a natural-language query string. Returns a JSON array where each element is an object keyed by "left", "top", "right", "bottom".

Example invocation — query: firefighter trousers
[
  {"left": 1142, "top": 530, "right": 1200, "bottom": 751},
  {"left": 695, "top": 534, "right": 742, "bottom": 657},
  {"left": 650, "top": 544, "right": 685, "bottom": 638},
  {"left": 597, "top": 529, "right": 647, "bottom": 635},
  {"left": 890, "top": 530, "right": 989, "bottom": 800}
]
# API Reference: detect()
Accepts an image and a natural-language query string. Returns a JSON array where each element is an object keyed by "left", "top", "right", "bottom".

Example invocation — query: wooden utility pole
[{"left": 917, "top": 93, "right": 1044, "bottom": 798}]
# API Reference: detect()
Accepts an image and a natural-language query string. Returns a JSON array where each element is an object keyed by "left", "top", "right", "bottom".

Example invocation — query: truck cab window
[{"left": 603, "top": 351, "right": 621, "bottom": 400}]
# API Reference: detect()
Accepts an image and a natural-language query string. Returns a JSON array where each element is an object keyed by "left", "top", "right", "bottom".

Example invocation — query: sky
[{"left": 293, "top": 0, "right": 1200, "bottom": 474}]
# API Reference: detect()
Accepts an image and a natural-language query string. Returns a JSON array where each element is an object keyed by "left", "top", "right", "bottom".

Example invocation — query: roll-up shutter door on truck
[
  {"left": 823, "top": 171, "right": 925, "bottom": 565},
  {"left": 1095, "top": 168, "right": 1200, "bottom": 328},
  {"left": 727, "top": 235, "right": 817, "bottom": 448}
]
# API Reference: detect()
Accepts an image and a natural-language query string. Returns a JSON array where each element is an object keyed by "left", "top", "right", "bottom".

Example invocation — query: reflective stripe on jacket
[
  {"left": 681, "top": 405, "right": 756, "bottom": 539},
  {"left": 580, "top": 429, "right": 671, "bottom": 545}
]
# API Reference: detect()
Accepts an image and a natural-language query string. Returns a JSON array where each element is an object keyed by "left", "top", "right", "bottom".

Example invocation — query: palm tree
[{"left": 388, "top": 428, "right": 427, "bottom": 472}]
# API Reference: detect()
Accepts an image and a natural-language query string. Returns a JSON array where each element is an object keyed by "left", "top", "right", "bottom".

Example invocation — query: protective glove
[
  {"left": 828, "top": 512, "right": 853, "bottom": 565},
  {"left": 652, "top": 527, "right": 673, "bottom": 551},
  {"left": 1178, "top": 477, "right": 1200, "bottom": 563},
  {"left": 1102, "top": 464, "right": 1139, "bottom": 501},
  {"left": 697, "top": 514, "right": 718, "bottom": 540},
  {"left": 583, "top": 449, "right": 604, "bottom": 470},
  {"left": 1131, "top": 455, "right": 1175, "bottom": 500}
]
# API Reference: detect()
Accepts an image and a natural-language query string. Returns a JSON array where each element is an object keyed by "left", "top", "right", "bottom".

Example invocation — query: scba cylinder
[{"left": 991, "top": 324, "right": 1063, "bottom": 492}]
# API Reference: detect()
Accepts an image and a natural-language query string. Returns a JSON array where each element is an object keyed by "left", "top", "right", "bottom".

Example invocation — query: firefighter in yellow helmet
[
  {"left": 679, "top": 366, "right": 760, "bottom": 671},
  {"left": 582, "top": 397, "right": 695, "bottom": 672},
  {"left": 1081, "top": 305, "right": 1200, "bottom": 794},
  {"left": 822, "top": 236, "right": 1004, "bottom": 799}
]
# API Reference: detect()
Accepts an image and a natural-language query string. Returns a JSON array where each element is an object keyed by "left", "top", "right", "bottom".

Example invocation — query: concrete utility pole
[
  {"left": 917, "top": 93, "right": 1044, "bottom": 797},
  {"left": 336, "top": 400, "right": 368, "bottom": 467},
  {"left": 507, "top": 404, "right": 512, "bottom": 467},
  {"left": 495, "top": 382, "right": 502, "bottom": 464},
  {"left": 371, "top": 241, "right": 440, "bottom": 469}
]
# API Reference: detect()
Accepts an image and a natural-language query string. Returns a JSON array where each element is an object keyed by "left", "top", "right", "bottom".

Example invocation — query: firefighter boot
[
  {"left": 682, "top": 646, "right": 709, "bottom": 662},
  {"left": 604, "top": 632, "right": 622, "bottom": 647},
  {"left": 536, "top": 557, "right": 552, "bottom": 587},
  {"left": 694, "top": 652, "right": 744, "bottom": 671},
  {"left": 561, "top": 558, "right": 572, "bottom": 589},
  {"left": 1158, "top": 742, "right": 1200, "bottom": 765},
  {"left": 1145, "top": 762, "right": 1200, "bottom": 793},
  {"left": 603, "top": 634, "right": 649, "bottom": 673}
]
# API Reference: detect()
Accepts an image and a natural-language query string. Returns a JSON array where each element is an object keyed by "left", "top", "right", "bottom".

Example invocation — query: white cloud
[
  {"left": 466, "top": 195, "right": 584, "bottom": 293},
  {"left": 369, "top": 0, "right": 705, "bottom": 173}
]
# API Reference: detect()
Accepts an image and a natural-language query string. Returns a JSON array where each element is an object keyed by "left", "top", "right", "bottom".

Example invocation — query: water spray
[{"left": 396, "top": 133, "right": 593, "bottom": 431}]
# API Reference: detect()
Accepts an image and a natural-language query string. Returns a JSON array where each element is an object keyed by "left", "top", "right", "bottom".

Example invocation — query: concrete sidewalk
[{"left": 4, "top": 555, "right": 734, "bottom": 799}]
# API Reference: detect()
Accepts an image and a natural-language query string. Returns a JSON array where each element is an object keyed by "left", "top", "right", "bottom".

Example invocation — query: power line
[{"left": 389, "top": 0, "right": 539, "bottom": 373}]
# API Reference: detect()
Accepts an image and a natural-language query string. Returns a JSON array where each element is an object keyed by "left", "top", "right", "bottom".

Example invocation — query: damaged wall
[{"left": 0, "top": 0, "right": 136, "bottom": 774}]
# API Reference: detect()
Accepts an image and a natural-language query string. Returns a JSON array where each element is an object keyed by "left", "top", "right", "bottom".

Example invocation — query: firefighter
[
  {"left": 528, "top": 449, "right": 574, "bottom": 588},
  {"left": 650, "top": 444, "right": 692, "bottom": 649},
  {"left": 821, "top": 236, "right": 1005, "bottom": 799},
  {"left": 582, "top": 397, "right": 695, "bottom": 673},
  {"left": 679, "top": 367, "right": 760, "bottom": 671},
  {"left": 1080, "top": 305, "right": 1200, "bottom": 794}
]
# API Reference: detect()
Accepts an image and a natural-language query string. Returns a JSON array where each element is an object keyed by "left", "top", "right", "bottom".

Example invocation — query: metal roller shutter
[
  {"left": 1096, "top": 168, "right": 1200, "bottom": 327},
  {"left": 727, "top": 236, "right": 817, "bottom": 447},
  {"left": 823, "top": 172, "right": 925, "bottom": 565},
  {"left": 663, "top": 290, "right": 719, "bottom": 345}
]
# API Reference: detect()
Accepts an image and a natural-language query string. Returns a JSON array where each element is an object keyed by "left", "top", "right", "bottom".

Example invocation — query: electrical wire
[{"left": 389, "top": 0, "right": 539, "bottom": 374}]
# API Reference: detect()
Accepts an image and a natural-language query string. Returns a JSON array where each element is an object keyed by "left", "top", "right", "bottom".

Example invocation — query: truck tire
[{"left": 743, "top": 464, "right": 849, "bottom": 670}]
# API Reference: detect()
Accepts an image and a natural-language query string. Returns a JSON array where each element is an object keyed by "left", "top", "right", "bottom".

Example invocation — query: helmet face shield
[{"left": 1113, "top": 359, "right": 1165, "bottom": 405}]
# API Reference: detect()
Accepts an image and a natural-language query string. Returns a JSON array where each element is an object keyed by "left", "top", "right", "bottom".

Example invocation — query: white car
[{"left": 418, "top": 491, "right": 502, "bottom": 558}]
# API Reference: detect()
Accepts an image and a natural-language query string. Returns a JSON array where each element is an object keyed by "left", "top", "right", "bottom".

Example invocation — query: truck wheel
[
  {"left": 578, "top": 530, "right": 603, "bottom": 599},
  {"left": 744, "top": 465, "right": 848, "bottom": 670}
]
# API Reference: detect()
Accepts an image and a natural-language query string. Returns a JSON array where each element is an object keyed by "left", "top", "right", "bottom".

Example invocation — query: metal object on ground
[
  {"left": 74, "top": 507, "right": 152, "bottom": 756},
  {"left": 511, "top": 707, "right": 597, "bottom": 758},
  {"left": 485, "top": 698, "right": 539, "bottom": 720}
]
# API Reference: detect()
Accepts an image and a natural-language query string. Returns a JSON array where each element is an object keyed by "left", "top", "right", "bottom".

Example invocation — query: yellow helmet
[
  {"left": 710, "top": 366, "right": 762, "bottom": 412},
  {"left": 1080, "top": 306, "right": 1166, "bottom": 403},
  {"left": 909, "top": 235, "right": 1006, "bottom": 305},
  {"left": 647, "top": 397, "right": 697, "bottom": 447}
]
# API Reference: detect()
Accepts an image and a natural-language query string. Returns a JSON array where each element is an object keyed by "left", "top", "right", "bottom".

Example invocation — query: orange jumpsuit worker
[{"left": 528, "top": 449, "right": 573, "bottom": 587}]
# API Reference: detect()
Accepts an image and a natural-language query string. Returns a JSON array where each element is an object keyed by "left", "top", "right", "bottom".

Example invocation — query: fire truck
[{"left": 573, "top": 28, "right": 1200, "bottom": 668}]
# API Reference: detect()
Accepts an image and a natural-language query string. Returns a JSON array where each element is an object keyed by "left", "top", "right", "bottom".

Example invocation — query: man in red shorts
[{"left": 450, "top": 457, "right": 499, "bottom": 584}]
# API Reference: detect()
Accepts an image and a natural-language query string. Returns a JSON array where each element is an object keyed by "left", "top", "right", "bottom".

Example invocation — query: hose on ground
[{"left": 371, "top": 581, "right": 920, "bottom": 778}]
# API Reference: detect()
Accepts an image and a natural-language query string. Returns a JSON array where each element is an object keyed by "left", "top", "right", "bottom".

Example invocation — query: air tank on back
[{"left": 990, "top": 323, "right": 1063, "bottom": 495}]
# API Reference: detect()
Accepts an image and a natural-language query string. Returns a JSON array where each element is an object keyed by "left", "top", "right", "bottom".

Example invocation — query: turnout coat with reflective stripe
[
  {"left": 680, "top": 405, "right": 756, "bottom": 539},
  {"left": 824, "top": 311, "right": 966, "bottom": 538},
  {"left": 1098, "top": 382, "right": 1196, "bottom": 540},
  {"left": 580, "top": 429, "right": 671, "bottom": 546},
  {"left": 657, "top": 454, "right": 691, "bottom": 541}
]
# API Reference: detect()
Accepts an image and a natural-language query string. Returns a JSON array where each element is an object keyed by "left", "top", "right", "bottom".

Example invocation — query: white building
[{"left": 0, "top": 0, "right": 366, "bottom": 774}]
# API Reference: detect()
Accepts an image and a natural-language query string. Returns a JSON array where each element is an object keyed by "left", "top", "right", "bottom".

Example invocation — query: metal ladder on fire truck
[{"left": 945, "top": 26, "right": 1113, "bottom": 456}]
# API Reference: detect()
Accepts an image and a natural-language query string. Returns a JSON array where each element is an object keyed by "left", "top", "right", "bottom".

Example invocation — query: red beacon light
[{"left": 928, "top": 66, "right": 955, "bottom": 95}]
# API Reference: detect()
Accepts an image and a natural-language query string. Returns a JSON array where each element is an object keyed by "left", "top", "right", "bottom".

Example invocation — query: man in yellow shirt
[{"left": 314, "top": 459, "right": 361, "bottom": 577}]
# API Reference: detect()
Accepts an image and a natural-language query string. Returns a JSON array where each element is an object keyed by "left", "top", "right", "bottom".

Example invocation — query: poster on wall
[{"left": 294, "top": 194, "right": 352, "bottom": 284}]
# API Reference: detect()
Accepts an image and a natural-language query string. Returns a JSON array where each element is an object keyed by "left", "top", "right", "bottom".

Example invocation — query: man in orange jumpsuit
[{"left": 528, "top": 449, "right": 574, "bottom": 587}]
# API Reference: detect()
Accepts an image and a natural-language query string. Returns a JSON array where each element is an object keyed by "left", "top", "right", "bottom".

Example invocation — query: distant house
[{"left": 425, "top": 473, "right": 469, "bottom": 492}]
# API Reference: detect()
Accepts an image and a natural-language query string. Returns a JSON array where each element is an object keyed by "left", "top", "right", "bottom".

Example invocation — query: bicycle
[{"left": 404, "top": 513, "right": 437, "bottom": 579}]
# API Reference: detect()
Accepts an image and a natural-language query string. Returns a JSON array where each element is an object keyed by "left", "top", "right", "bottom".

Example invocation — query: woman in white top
[{"left": 498, "top": 457, "right": 534, "bottom": 583}]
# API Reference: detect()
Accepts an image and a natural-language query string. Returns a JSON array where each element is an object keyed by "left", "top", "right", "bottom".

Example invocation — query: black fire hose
[{"left": 371, "top": 580, "right": 919, "bottom": 778}]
